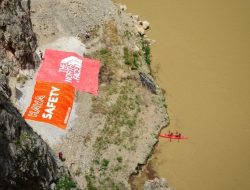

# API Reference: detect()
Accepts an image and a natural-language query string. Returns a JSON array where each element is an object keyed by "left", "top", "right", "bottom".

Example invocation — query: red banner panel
[{"left": 36, "top": 49, "right": 100, "bottom": 95}]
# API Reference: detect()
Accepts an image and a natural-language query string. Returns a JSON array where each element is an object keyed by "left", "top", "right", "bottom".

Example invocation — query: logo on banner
[
  {"left": 59, "top": 56, "right": 83, "bottom": 83},
  {"left": 27, "top": 86, "right": 60, "bottom": 120},
  {"left": 27, "top": 95, "right": 45, "bottom": 117},
  {"left": 36, "top": 49, "right": 100, "bottom": 95}
]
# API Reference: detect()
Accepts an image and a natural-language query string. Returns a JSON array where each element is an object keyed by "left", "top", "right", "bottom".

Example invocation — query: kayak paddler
[{"left": 168, "top": 131, "right": 173, "bottom": 136}]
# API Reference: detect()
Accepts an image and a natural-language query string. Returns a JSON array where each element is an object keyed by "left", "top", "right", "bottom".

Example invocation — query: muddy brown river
[{"left": 118, "top": 0, "right": 250, "bottom": 189}]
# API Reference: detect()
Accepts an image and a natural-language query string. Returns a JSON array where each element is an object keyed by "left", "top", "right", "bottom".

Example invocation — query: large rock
[
  {"left": 0, "top": 0, "right": 37, "bottom": 97},
  {"left": 0, "top": 1, "right": 62, "bottom": 189},
  {"left": 0, "top": 92, "right": 61, "bottom": 189},
  {"left": 119, "top": 4, "right": 127, "bottom": 11},
  {"left": 140, "top": 20, "right": 150, "bottom": 30},
  {"left": 135, "top": 25, "right": 145, "bottom": 36}
]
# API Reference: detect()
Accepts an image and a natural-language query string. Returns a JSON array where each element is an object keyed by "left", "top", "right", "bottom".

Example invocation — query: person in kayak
[
  {"left": 168, "top": 131, "right": 173, "bottom": 136},
  {"left": 175, "top": 131, "right": 181, "bottom": 138}
]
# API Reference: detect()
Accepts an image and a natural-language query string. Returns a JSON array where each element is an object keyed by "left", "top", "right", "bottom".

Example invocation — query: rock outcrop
[
  {"left": 0, "top": 1, "right": 61, "bottom": 189},
  {"left": 0, "top": 0, "right": 37, "bottom": 97},
  {"left": 0, "top": 92, "right": 61, "bottom": 189}
]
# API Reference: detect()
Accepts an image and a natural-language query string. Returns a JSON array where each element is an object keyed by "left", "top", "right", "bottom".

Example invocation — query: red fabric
[{"left": 36, "top": 49, "right": 100, "bottom": 95}]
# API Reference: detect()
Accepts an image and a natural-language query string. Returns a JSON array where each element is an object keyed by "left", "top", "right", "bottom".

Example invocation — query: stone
[
  {"left": 144, "top": 177, "right": 172, "bottom": 190},
  {"left": 133, "top": 45, "right": 140, "bottom": 52},
  {"left": 135, "top": 25, "right": 145, "bottom": 36},
  {"left": 139, "top": 72, "right": 157, "bottom": 94},
  {"left": 142, "top": 20, "right": 150, "bottom": 30},
  {"left": 139, "top": 20, "right": 150, "bottom": 30},
  {"left": 119, "top": 4, "right": 127, "bottom": 11},
  {"left": 132, "top": 14, "right": 140, "bottom": 21},
  {"left": 50, "top": 182, "right": 56, "bottom": 190}
]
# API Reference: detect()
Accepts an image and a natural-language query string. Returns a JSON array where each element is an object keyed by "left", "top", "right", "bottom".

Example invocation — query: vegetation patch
[
  {"left": 101, "top": 159, "right": 110, "bottom": 168},
  {"left": 123, "top": 47, "right": 140, "bottom": 69},
  {"left": 85, "top": 164, "right": 126, "bottom": 190},
  {"left": 123, "top": 30, "right": 132, "bottom": 40},
  {"left": 141, "top": 38, "right": 151, "bottom": 65},
  {"left": 17, "top": 74, "right": 28, "bottom": 84},
  {"left": 55, "top": 175, "right": 77, "bottom": 190},
  {"left": 93, "top": 81, "right": 140, "bottom": 153},
  {"left": 85, "top": 175, "right": 97, "bottom": 190},
  {"left": 16, "top": 132, "right": 29, "bottom": 146},
  {"left": 83, "top": 19, "right": 158, "bottom": 189},
  {"left": 116, "top": 156, "right": 123, "bottom": 163},
  {"left": 92, "top": 48, "right": 117, "bottom": 84}
]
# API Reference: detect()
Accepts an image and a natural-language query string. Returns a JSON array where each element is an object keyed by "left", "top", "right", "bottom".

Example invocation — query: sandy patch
[{"left": 38, "top": 36, "right": 85, "bottom": 56}]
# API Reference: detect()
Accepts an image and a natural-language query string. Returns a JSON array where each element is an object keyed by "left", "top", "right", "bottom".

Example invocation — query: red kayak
[{"left": 160, "top": 133, "right": 188, "bottom": 140}]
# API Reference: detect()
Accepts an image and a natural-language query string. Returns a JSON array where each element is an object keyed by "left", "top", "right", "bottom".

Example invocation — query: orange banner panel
[{"left": 24, "top": 81, "right": 75, "bottom": 129}]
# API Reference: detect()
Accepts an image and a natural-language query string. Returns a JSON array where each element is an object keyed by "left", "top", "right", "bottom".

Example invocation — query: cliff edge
[
  {"left": 0, "top": 93, "right": 60, "bottom": 189},
  {"left": 0, "top": 1, "right": 62, "bottom": 189}
]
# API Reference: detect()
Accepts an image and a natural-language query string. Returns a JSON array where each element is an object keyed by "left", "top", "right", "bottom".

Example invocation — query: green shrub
[
  {"left": 124, "top": 30, "right": 132, "bottom": 40},
  {"left": 101, "top": 159, "right": 110, "bottom": 168},
  {"left": 141, "top": 39, "right": 151, "bottom": 65},
  {"left": 123, "top": 47, "right": 130, "bottom": 65},
  {"left": 75, "top": 168, "right": 82, "bottom": 176},
  {"left": 100, "top": 48, "right": 110, "bottom": 56},
  {"left": 85, "top": 175, "right": 97, "bottom": 190},
  {"left": 132, "top": 52, "right": 139, "bottom": 69},
  {"left": 116, "top": 156, "right": 123, "bottom": 163},
  {"left": 55, "top": 176, "right": 76, "bottom": 190},
  {"left": 123, "top": 47, "right": 139, "bottom": 69}
]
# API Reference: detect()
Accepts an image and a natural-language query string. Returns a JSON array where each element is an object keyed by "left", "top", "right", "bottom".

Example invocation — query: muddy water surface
[{"left": 119, "top": 0, "right": 250, "bottom": 189}]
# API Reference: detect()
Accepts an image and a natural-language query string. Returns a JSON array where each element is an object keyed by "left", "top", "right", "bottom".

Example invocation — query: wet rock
[
  {"left": 139, "top": 72, "right": 157, "bottom": 94},
  {"left": 144, "top": 177, "right": 173, "bottom": 190}
]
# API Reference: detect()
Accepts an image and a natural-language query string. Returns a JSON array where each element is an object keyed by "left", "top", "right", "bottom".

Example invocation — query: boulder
[
  {"left": 139, "top": 20, "right": 150, "bottom": 30},
  {"left": 131, "top": 14, "right": 140, "bottom": 21},
  {"left": 119, "top": 4, "right": 127, "bottom": 11},
  {"left": 135, "top": 25, "right": 145, "bottom": 36},
  {"left": 0, "top": 92, "right": 62, "bottom": 189}
]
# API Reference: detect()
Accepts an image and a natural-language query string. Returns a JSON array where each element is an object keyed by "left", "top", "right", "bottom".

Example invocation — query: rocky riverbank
[
  {"left": 1, "top": 0, "right": 170, "bottom": 189},
  {"left": 30, "top": 1, "right": 170, "bottom": 189}
]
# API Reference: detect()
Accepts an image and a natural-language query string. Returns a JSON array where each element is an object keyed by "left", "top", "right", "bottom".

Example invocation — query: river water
[{"left": 118, "top": 0, "right": 250, "bottom": 189}]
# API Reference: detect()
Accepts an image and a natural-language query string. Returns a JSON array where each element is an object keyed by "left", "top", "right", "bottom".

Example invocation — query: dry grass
[{"left": 104, "top": 21, "right": 122, "bottom": 46}]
